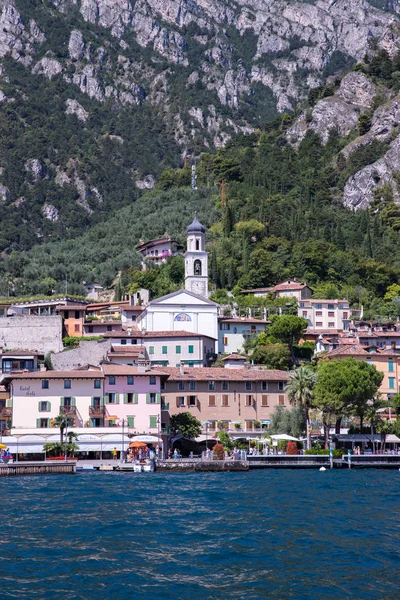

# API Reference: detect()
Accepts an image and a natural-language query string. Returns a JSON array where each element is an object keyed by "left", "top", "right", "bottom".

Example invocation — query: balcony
[
  {"left": 59, "top": 406, "right": 77, "bottom": 416},
  {"left": 161, "top": 403, "right": 169, "bottom": 411},
  {"left": 0, "top": 407, "right": 12, "bottom": 418},
  {"left": 89, "top": 405, "right": 105, "bottom": 416}
]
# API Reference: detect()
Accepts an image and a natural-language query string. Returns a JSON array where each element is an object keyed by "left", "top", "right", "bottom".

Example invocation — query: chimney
[
  {"left": 128, "top": 328, "right": 132, "bottom": 336},
  {"left": 180, "top": 360, "right": 185, "bottom": 376},
  {"left": 137, "top": 351, "right": 146, "bottom": 373},
  {"left": 40, "top": 364, "right": 47, "bottom": 372}
]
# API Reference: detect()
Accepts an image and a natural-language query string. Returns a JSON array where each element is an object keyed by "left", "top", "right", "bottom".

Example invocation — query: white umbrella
[{"left": 270, "top": 434, "right": 299, "bottom": 441}]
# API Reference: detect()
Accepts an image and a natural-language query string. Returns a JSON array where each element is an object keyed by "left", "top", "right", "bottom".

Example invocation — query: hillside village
[{"left": 0, "top": 214, "right": 398, "bottom": 457}]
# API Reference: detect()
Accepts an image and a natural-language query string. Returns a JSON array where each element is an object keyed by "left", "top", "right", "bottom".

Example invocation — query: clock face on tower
[{"left": 191, "top": 280, "right": 206, "bottom": 296}]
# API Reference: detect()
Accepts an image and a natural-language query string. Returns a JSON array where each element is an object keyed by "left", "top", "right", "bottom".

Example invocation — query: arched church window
[{"left": 194, "top": 259, "right": 202, "bottom": 276}]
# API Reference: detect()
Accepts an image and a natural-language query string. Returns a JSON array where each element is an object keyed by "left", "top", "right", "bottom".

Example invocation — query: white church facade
[{"left": 137, "top": 216, "right": 219, "bottom": 349}]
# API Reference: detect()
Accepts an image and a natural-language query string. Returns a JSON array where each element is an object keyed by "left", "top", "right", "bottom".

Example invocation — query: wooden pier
[{"left": 0, "top": 461, "right": 76, "bottom": 476}]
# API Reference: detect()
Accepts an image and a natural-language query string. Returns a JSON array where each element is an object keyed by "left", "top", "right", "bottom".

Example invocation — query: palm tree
[
  {"left": 365, "top": 397, "right": 387, "bottom": 453},
  {"left": 286, "top": 366, "right": 317, "bottom": 450},
  {"left": 53, "top": 414, "right": 74, "bottom": 448}
]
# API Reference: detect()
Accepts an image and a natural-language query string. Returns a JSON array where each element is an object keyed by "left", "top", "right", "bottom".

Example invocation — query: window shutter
[
  {"left": 150, "top": 416, "right": 157, "bottom": 428},
  {"left": 123, "top": 393, "right": 128, "bottom": 404},
  {"left": 156, "top": 393, "right": 161, "bottom": 404},
  {"left": 146, "top": 393, "right": 150, "bottom": 404},
  {"left": 47, "top": 401, "right": 51, "bottom": 411},
  {"left": 100, "top": 395, "right": 105, "bottom": 406},
  {"left": 176, "top": 396, "right": 180, "bottom": 407},
  {"left": 71, "top": 397, "right": 76, "bottom": 407},
  {"left": 134, "top": 393, "right": 138, "bottom": 404},
  {"left": 90, "top": 396, "right": 94, "bottom": 407},
  {"left": 36, "top": 418, "right": 41, "bottom": 428},
  {"left": 38, "top": 401, "right": 41, "bottom": 412},
  {"left": 60, "top": 396, "right": 64, "bottom": 407},
  {"left": 88, "top": 418, "right": 93, "bottom": 427},
  {"left": 6, "top": 398, "right": 12, "bottom": 408},
  {"left": 127, "top": 416, "right": 135, "bottom": 428},
  {"left": 115, "top": 393, "right": 120, "bottom": 404}
]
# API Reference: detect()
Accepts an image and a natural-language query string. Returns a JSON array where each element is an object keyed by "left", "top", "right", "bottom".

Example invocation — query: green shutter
[
  {"left": 123, "top": 393, "right": 128, "bottom": 404},
  {"left": 127, "top": 416, "right": 135, "bottom": 428},
  {"left": 100, "top": 395, "right": 105, "bottom": 406},
  {"left": 36, "top": 418, "right": 41, "bottom": 428},
  {"left": 115, "top": 393, "right": 120, "bottom": 404},
  {"left": 176, "top": 345, "right": 181, "bottom": 354},
  {"left": 60, "top": 396, "right": 64, "bottom": 407},
  {"left": 149, "top": 346, "right": 154, "bottom": 355},
  {"left": 150, "top": 416, "right": 157, "bottom": 428},
  {"left": 146, "top": 393, "right": 150, "bottom": 404},
  {"left": 134, "top": 393, "right": 138, "bottom": 404},
  {"left": 90, "top": 396, "right": 94, "bottom": 407},
  {"left": 6, "top": 398, "right": 12, "bottom": 408},
  {"left": 156, "top": 393, "right": 161, "bottom": 404},
  {"left": 71, "top": 397, "right": 76, "bottom": 407},
  {"left": 88, "top": 418, "right": 93, "bottom": 427},
  {"left": 47, "top": 401, "right": 51, "bottom": 411},
  {"left": 162, "top": 346, "right": 167, "bottom": 354},
  {"left": 189, "top": 345, "right": 194, "bottom": 354},
  {"left": 38, "top": 401, "right": 41, "bottom": 412}
]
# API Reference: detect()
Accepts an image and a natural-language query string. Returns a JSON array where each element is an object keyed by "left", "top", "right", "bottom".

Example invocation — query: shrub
[
  {"left": 212, "top": 442, "right": 225, "bottom": 460},
  {"left": 286, "top": 441, "right": 298, "bottom": 455}
]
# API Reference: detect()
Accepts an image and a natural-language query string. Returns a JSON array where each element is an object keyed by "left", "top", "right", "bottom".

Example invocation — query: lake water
[{"left": 1, "top": 470, "right": 400, "bottom": 599}]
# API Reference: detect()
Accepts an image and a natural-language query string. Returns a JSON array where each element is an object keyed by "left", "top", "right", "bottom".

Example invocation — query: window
[
  {"left": 107, "top": 325, "right": 112, "bottom": 332},
  {"left": 150, "top": 416, "right": 158, "bottom": 429},
  {"left": 188, "top": 395, "right": 196, "bottom": 407},
  {"left": 278, "top": 395, "right": 285, "bottom": 406},
  {"left": 262, "top": 382, "right": 268, "bottom": 391},
  {"left": 221, "top": 395, "right": 229, "bottom": 407},
  {"left": 131, "top": 339, "right": 137, "bottom": 344},
  {"left": 176, "top": 396, "right": 185, "bottom": 407},
  {"left": 328, "top": 322, "right": 335, "bottom": 328},
  {"left": 42, "top": 380, "right": 49, "bottom": 389},
  {"left": 121, "top": 339, "right": 127, "bottom": 345},
  {"left": 343, "top": 312, "right": 349, "bottom": 319},
  {"left": 316, "top": 322, "right": 323, "bottom": 327},
  {"left": 93, "top": 397, "right": 101, "bottom": 407},
  {"left": 161, "top": 381, "right": 166, "bottom": 391},
  {"left": 63, "top": 397, "right": 72, "bottom": 407},
  {"left": 221, "top": 323, "right": 230, "bottom": 330},
  {"left": 127, "top": 376, "right": 134, "bottom": 385},
  {"left": 150, "top": 376, "right": 156, "bottom": 385},
  {"left": 299, "top": 302, "right": 304, "bottom": 308},
  {"left": 94, "top": 379, "right": 101, "bottom": 389},
  {"left": 245, "top": 395, "right": 253, "bottom": 406},
  {"left": 209, "top": 421, "right": 216, "bottom": 431},
  {"left": 315, "top": 303, "right": 322, "bottom": 309},
  {"left": 208, "top": 395, "right": 216, "bottom": 407},
  {"left": 246, "top": 421, "right": 254, "bottom": 432},
  {"left": 194, "top": 259, "right": 202, "bottom": 276},
  {"left": 208, "top": 381, "right": 215, "bottom": 391},
  {"left": 189, "top": 381, "right": 196, "bottom": 391},
  {"left": 74, "top": 324, "right": 80, "bottom": 333},
  {"left": 261, "top": 395, "right": 268, "bottom": 407},
  {"left": 245, "top": 382, "right": 252, "bottom": 391},
  {"left": 39, "top": 418, "right": 49, "bottom": 428},
  {"left": 39, "top": 401, "right": 50, "bottom": 412},
  {"left": 389, "top": 377, "right": 395, "bottom": 390},
  {"left": 327, "top": 304, "right": 334, "bottom": 310},
  {"left": 328, "top": 312, "right": 335, "bottom": 317},
  {"left": 149, "top": 393, "right": 156, "bottom": 403},
  {"left": 64, "top": 380, "right": 71, "bottom": 389},
  {"left": 64, "top": 311, "right": 69, "bottom": 319},
  {"left": 338, "top": 303, "right": 344, "bottom": 309},
  {"left": 162, "top": 346, "right": 168, "bottom": 355},
  {"left": 149, "top": 346, "right": 154, "bottom": 355},
  {"left": 389, "top": 360, "right": 394, "bottom": 373},
  {"left": 178, "top": 381, "right": 185, "bottom": 391},
  {"left": 316, "top": 311, "right": 322, "bottom": 316},
  {"left": 127, "top": 416, "right": 135, "bottom": 428},
  {"left": 222, "top": 381, "right": 229, "bottom": 391},
  {"left": 223, "top": 337, "right": 228, "bottom": 346},
  {"left": 302, "top": 311, "right": 307, "bottom": 318},
  {"left": 188, "top": 345, "right": 194, "bottom": 354},
  {"left": 278, "top": 382, "right": 284, "bottom": 391},
  {"left": 126, "top": 393, "right": 134, "bottom": 404},
  {"left": 88, "top": 325, "right": 93, "bottom": 333},
  {"left": 176, "top": 345, "right": 181, "bottom": 354},
  {"left": 109, "top": 376, "right": 116, "bottom": 385},
  {"left": 74, "top": 311, "right": 80, "bottom": 319},
  {"left": 107, "top": 393, "right": 117, "bottom": 403}
]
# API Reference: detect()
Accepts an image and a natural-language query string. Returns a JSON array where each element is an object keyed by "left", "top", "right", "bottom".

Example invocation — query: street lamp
[
  {"left": 120, "top": 418, "right": 125, "bottom": 463},
  {"left": 201, "top": 421, "right": 211, "bottom": 455}
]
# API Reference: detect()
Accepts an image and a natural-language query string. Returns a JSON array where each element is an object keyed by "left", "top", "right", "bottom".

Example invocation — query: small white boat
[
  {"left": 142, "top": 464, "right": 152, "bottom": 472},
  {"left": 133, "top": 464, "right": 143, "bottom": 473}
]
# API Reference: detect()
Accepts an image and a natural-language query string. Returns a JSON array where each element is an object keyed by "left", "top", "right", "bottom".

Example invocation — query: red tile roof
[
  {"left": 222, "top": 353, "right": 246, "bottom": 361},
  {"left": 273, "top": 282, "right": 308, "bottom": 291},
  {"left": 101, "top": 364, "right": 169, "bottom": 377},
  {"left": 218, "top": 317, "right": 269, "bottom": 324},
  {"left": 161, "top": 367, "right": 289, "bottom": 381},
  {"left": 324, "top": 345, "right": 370, "bottom": 357},
  {"left": 9, "top": 370, "right": 104, "bottom": 379}
]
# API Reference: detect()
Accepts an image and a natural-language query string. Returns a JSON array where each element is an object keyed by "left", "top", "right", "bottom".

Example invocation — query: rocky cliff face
[{"left": 0, "top": 0, "right": 400, "bottom": 246}]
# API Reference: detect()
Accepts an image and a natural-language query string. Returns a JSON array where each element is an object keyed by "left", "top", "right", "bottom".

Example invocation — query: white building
[
  {"left": 218, "top": 317, "right": 267, "bottom": 354},
  {"left": 299, "top": 299, "right": 351, "bottom": 332}
]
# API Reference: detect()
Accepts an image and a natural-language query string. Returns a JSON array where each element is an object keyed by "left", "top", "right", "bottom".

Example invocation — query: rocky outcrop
[
  {"left": 42, "top": 203, "right": 59, "bottom": 221},
  {"left": 287, "top": 72, "right": 378, "bottom": 146},
  {"left": 32, "top": 56, "right": 62, "bottom": 78},
  {"left": 24, "top": 159, "right": 45, "bottom": 181},
  {"left": 65, "top": 98, "right": 89, "bottom": 121},
  {"left": 343, "top": 135, "right": 400, "bottom": 209}
]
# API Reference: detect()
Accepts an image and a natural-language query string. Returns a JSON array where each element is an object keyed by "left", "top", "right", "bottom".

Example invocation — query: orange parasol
[{"left": 128, "top": 441, "right": 147, "bottom": 448}]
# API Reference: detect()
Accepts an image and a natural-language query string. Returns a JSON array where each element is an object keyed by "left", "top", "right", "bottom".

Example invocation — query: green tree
[
  {"left": 315, "top": 358, "right": 383, "bottom": 447},
  {"left": 286, "top": 366, "right": 317, "bottom": 450},
  {"left": 269, "top": 406, "right": 306, "bottom": 439},
  {"left": 268, "top": 315, "right": 308, "bottom": 365},
  {"left": 251, "top": 343, "right": 291, "bottom": 370},
  {"left": 217, "top": 430, "right": 234, "bottom": 451},
  {"left": 53, "top": 414, "right": 74, "bottom": 448},
  {"left": 358, "top": 113, "right": 372, "bottom": 136},
  {"left": 170, "top": 412, "right": 202, "bottom": 439}
]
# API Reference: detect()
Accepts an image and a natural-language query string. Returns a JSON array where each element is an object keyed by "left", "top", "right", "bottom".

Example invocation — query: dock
[{"left": 0, "top": 461, "right": 76, "bottom": 476}]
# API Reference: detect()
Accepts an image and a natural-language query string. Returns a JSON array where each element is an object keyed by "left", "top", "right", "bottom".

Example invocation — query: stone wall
[
  {"left": 51, "top": 339, "right": 111, "bottom": 370},
  {"left": 0, "top": 316, "right": 63, "bottom": 354}
]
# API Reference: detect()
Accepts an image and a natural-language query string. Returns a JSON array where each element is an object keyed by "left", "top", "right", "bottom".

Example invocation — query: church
[{"left": 136, "top": 215, "right": 219, "bottom": 347}]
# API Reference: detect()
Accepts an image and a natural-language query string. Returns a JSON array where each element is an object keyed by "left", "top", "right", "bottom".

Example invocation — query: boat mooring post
[
  {"left": 329, "top": 446, "right": 333, "bottom": 470},
  {"left": 348, "top": 449, "right": 351, "bottom": 469}
]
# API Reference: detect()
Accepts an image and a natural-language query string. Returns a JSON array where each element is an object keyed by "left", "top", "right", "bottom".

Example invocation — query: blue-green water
[{"left": 1, "top": 470, "right": 400, "bottom": 599}]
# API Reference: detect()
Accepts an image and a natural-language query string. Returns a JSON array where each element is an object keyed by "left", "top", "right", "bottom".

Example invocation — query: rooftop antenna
[{"left": 191, "top": 164, "right": 197, "bottom": 191}]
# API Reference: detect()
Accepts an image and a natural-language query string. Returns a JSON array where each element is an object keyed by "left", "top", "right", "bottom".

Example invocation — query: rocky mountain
[{"left": 1, "top": 0, "right": 400, "bottom": 250}]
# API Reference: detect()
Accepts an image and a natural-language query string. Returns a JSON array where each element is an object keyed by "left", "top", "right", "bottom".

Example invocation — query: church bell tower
[{"left": 184, "top": 214, "right": 209, "bottom": 298}]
